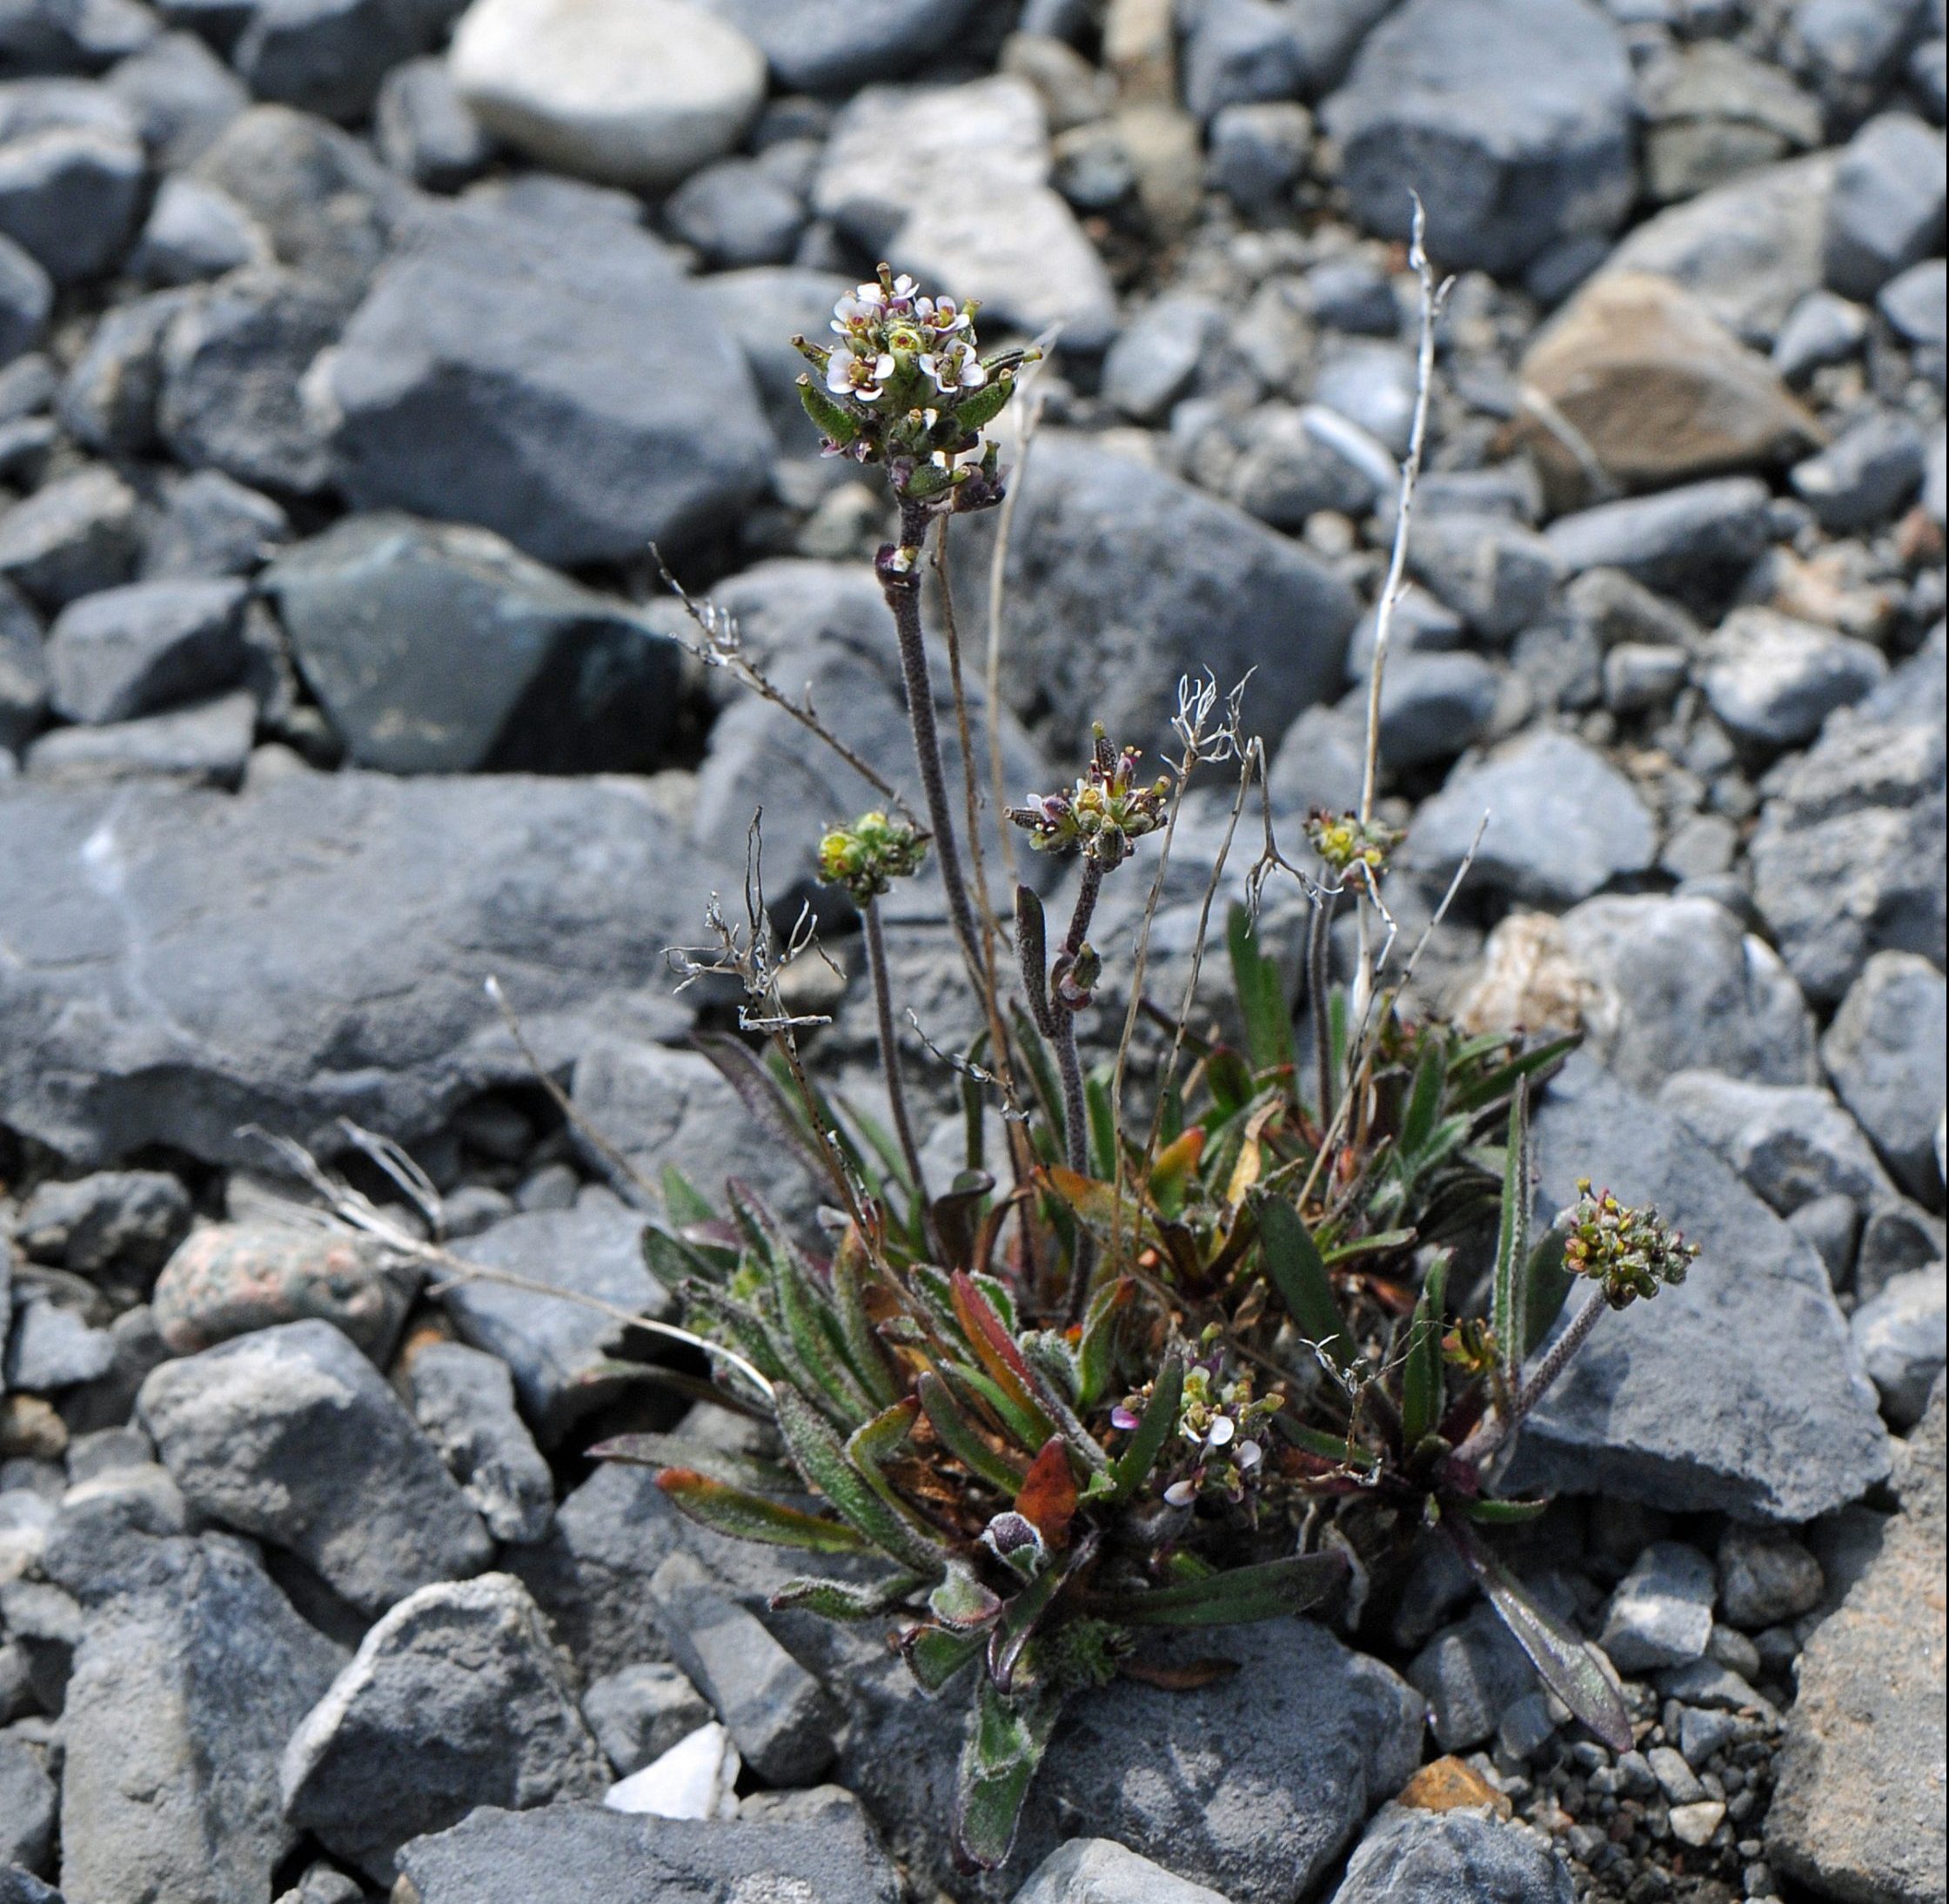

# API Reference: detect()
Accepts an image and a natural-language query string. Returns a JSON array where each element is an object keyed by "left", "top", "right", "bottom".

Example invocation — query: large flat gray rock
[{"left": 0, "top": 771, "right": 695, "bottom": 1168}]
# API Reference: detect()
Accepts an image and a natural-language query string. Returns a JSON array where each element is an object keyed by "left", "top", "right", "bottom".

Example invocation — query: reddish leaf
[
  {"left": 1119, "top": 1656, "right": 1242, "bottom": 1691},
  {"left": 1014, "top": 1437, "right": 1079, "bottom": 1545}
]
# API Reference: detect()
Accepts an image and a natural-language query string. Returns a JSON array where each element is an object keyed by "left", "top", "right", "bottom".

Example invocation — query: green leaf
[
  {"left": 1085, "top": 1072, "right": 1116, "bottom": 1182},
  {"left": 1075, "top": 1276, "right": 1129, "bottom": 1412},
  {"left": 1095, "top": 1551, "right": 1347, "bottom": 1627},
  {"left": 586, "top": 1433, "right": 786, "bottom": 1492},
  {"left": 1399, "top": 1036, "right": 1449, "bottom": 1161},
  {"left": 831, "top": 1241, "right": 901, "bottom": 1409},
  {"left": 942, "top": 1361, "right": 1051, "bottom": 1459},
  {"left": 1451, "top": 1527, "right": 1631, "bottom": 1753},
  {"left": 654, "top": 1469, "right": 869, "bottom": 1553},
  {"left": 797, "top": 374, "right": 861, "bottom": 446},
  {"left": 988, "top": 1532, "right": 1095, "bottom": 1693},
  {"left": 1112, "top": 1349, "right": 1183, "bottom": 1503},
  {"left": 1256, "top": 1197, "right": 1352, "bottom": 1366},
  {"left": 953, "top": 1678, "right": 1063, "bottom": 1871},
  {"left": 772, "top": 1384, "right": 948, "bottom": 1573},
  {"left": 1321, "top": 1228, "right": 1417, "bottom": 1265},
  {"left": 1523, "top": 1230, "right": 1577, "bottom": 1360},
  {"left": 1448, "top": 1034, "right": 1579, "bottom": 1116},
  {"left": 951, "top": 373, "right": 1014, "bottom": 434},
  {"left": 1275, "top": 1418, "right": 1379, "bottom": 1469},
  {"left": 901, "top": 1621, "right": 986, "bottom": 1693},
  {"left": 1227, "top": 903, "right": 1294, "bottom": 1076},
  {"left": 1490, "top": 1079, "right": 1531, "bottom": 1398},
  {"left": 1402, "top": 1251, "right": 1450, "bottom": 1450},
  {"left": 770, "top": 1572, "right": 927, "bottom": 1619},
  {"left": 928, "top": 1562, "right": 1004, "bottom": 1632},
  {"left": 918, "top": 1371, "right": 1029, "bottom": 1493},
  {"left": 1457, "top": 1497, "right": 1552, "bottom": 1525},
  {"left": 660, "top": 1165, "right": 719, "bottom": 1229}
]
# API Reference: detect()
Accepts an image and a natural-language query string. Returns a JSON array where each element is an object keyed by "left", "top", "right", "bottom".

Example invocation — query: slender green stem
[
  {"left": 1055, "top": 859, "right": 1104, "bottom": 1322},
  {"left": 864, "top": 899, "right": 928, "bottom": 1209}
]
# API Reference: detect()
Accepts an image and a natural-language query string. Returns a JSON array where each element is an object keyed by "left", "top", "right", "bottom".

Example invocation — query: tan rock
[
  {"left": 1396, "top": 1754, "right": 1514, "bottom": 1818},
  {"left": 1450, "top": 912, "right": 1595, "bottom": 1040},
  {"left": 1519, "top": 272, "right": 1820, "bottom": 504}
]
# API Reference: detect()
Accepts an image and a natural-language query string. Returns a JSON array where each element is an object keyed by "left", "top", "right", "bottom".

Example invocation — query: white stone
[
  {"left": 814, "top": 75, "right": 1116, "bottom": 349},
  {"left": 451, "top": 0, "right": 765, "bottom": 189},
  {"left": 602, "top": 1721, "right": 740, "bottom": 1820}
]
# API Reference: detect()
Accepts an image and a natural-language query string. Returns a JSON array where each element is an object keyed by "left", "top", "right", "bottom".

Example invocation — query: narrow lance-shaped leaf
[
  {"left": 949, "top": 1271, "right": 1059, "bottom": 1449},
  {"left": 588, "top": 1433, "right": 787, "bottom": 1493},
  {"left": 902, "top": 1621, "right": 986, "bottom": 1693},
  {"left": 1112, "top": 1350, "right": 1183, "bottom": 1503},
  {"left": 1256, "top": 1197, "right": 1352, "bottom": 1366},
  {"left": 1450, "top": 1525, "right": 1631, "bottom": 1753},
  {"left": 654, "top": 1469, "right": 868, "bottom": 1554},
  {"left": 1490, "top": 1078, "right": 1531, "bottom": 1400},
  {"left": 770, "top": 1572, "right": 928, "bottom": 1619},
  {"left": 1522, "top": 1229, "right": 1577, "bottom": 1360},
  {"left": 989, "top": 1531, "right": 1097, "bottom": 1693},
  {"left": 1227, "top": 902, "right": 1295, "bottom": 1076},
  {"left": 953, "top": 1678, "right": 1064, "bottom": 1872},
  {"left": 1401, "top": 1250, "right": 1451, "bottom": 1451},
  {"left": 797, "top": 373, "right": 861, "bottom": 446},
  {"left": 1398, "top": 1035, "right": 1448, "bottom": 1162},
  {"left": 772, "top": 1384, "right": 948, "bottom": 1573},
  {"left": 845, "top": 1397, "right": 943, "bottom": 1547},
  {"left": 831, "top": 1232, "right": 901, "bottom": 1409},
  {"left": 1014, "top": 1438, "right": 1080, "bottom": 1546},
  {"left": 1095, "top": 1551, "right": 1349, "bottom": 1627},
  {"left": 918, "top": 1371, "right": 1029, "bottom": 1493}
]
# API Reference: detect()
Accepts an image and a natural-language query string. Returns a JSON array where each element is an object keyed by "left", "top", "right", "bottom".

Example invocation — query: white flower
[
  {"left": 1236, "top": 1439, "right": 1262, "bottom": 1472},
  {"left": 923, "top": 338, "right": 988, "bottom": 396},
  {"left": 1205, "top": 1416, "right": 1236, "bottom": 1451},
  {"left": 917, "top": 295, "right": 972, "bottom": 336},
  {"left": 1162, "top": 1478, "right": 1198, "bottom": 1507},
  {"left": 827, "top": 347, "right": 894, "bottom": 402}
]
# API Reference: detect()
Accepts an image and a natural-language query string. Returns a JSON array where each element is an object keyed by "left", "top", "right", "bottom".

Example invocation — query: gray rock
[
  {"left": 442, "top": 1190, "right": 667, "bottom": 1448},
  {"left": 1323, "top": 0, "right": 1634, "bottom": 276},
  {"left": 1406, "top": 513, "right": 1562, "bottom": 640},
  {"left": 1407, "top": 1598, "right": 1538, "bottom": 1751},
  {"left": 1658, "top": 1071, "right": 1897, "bottom": 1217},
  {"left": 648, "top": 1550, "right": 838, "bottom": 1786},
  {"left": 664, "top": 155, "right": 804, "bottom": 268},
  {"left": 263, "top": 512, "right": 681, "bottom": 774},
  {"left": 1790, "top": 408, "right": 1927, "bottom": 531},
  {"left": 375, "top": 56, "right": 493, "bottom": 191},
  {"left": 60, "top": 1531, "right": 345, "bottom": 1904},
  {"left": 1508, "top": 1055, "right": 1891, "bottom": 1521},
  {"left": 23, "top": 689, "right": 255, "bottom": 787},
  {"left": 0, "top": 465, "right": 139, "bottom": 612},
  {"left": 1407, "top": 730, "right": 1658, "bottom": 907},
  {"left": 1595, "top": 154, "right": 1836, "bottom": 345},
  {"left": 1858, "top": 1198, "right": 1946, "bottom": 1298},
  {"left": 130, "top": 176, "right": 267, "bottom": 285},
  {"left": 101, "top": 28, "right": 249, "bottom": 168},
  {"left": 1599, "top": 1541, "right": 1716, "bottom": 1671},
  {"left": 700, "top": 0, "right": 976, "bottom": 90},
  {"left": 695, "top": 264, "right": 850, "bottom": 453},
  {"left": 331, "top": 204, "right": 767, "bottom": 567},
  {"left": 1717, "top": 1525, "right": 1824, "bottom": 1630},
  {"left": 58, "top": 286, "right": 196, "bottom": 455},
  {"left": 0, "top": 124, "right": 144, "bottom": 284},
  {"left": 1014, "top": 1839, "right": 1233, "bottom": 1904},
  {"left": 1769, "top": 1379, "right": 1945, "bottom": 1904},
  {"left": 0, "top": 769, "right": 697, "bottom": 1169},
  {"left": 1638, "top": 39, "right": 1822, "bottom": 205},
  {"left": 1377, "top": 651, "right": 1501, "bottom": 769},
  {"left": 1822, "top": 950, "right": 1948, "bottom": 1205},
  {"left": 142, "top": 469, "right": 288, "bottom": 581},
  {"left": 1228, "top": 406, "right": 1384, "bottom": 530},
  {"left": 0, "top": 1736, "right": 53, "bottom": 1878},
  {"left": 581, "top": 1659, "right": 710, "bottom": 1775},
  {"left": 6, "top": 1295, "right": 115, "bottom": 1390},
  {"left": 953, "top": 431, "right": 1359, "bottom": 757},
  {"left": 1749, "top": 634, "right": 1946, "bottom": 1002},
  {"left": 1852, "top": 1266, "right": 1947, "bottom": 1427},
  {"left": 1103, "top": 292, "right": 1224, "bottom": 424},
  {"left": 281, "top": 1572, "right": 608, "bottom": 1883},
  {"left": 1796, "top": 0, "right": 1932, "bottom": 116},
  {"left": 1825, "top": 111, "right": 1946, "bottom": 301},
  {"left": 138, "top": 1318, "right": 492, "bottom": 1615},
  {"left": 813, "top": 76, "right": 1116, "bottom": 350},
  {"left": 1880, "top": 257, "right": 1947, "bottom": 348},
  {"left": 1544, "top": 477, "right": 1772, "bottom": 603},
  {"left": 232, "top": 0, "right": 457, "bottom": 124},
  {"left": 1701, "top": 605, "right": 1888, "bottom": 748},
  {"left": 1772, "top": 288, "right": 1869, "bottom": 383},
  {"left": 1312, "top": 338, "right": 1417, "bottom": 458},
  {"left": 1346, "top": 584, "right": 1468, "bottom": 679},
  {"left": 409, "top": 1340, "right": 553, "bottom": 1545},
  {"left": 45, "top": 577, "right": 247, "bottom": 727},
  {"left": 1184, "top": 0, "right": 1307, "bottom": 122},
  {"left": 0, "top": 231, "right": 48, "bottom": 365},
  {"left": 156, "top": 266, "right": 340, "bottom": 494},
  {"left": 14, "top": 1170, "right": 191, "bottom": 1277},
  {"left": 1208, "top": 99, "right": 1313, "bottom": 214},
  {"left": 1603, "top": 641, "right": 1689, "bottom": 714},
  {"left": 0, "top": 580, "right": 44, "bottom": 750},
  {"left": 392, "top": 1801, "right": 902, "bottom": 1904},
  {"left": 1330, "top": 1803, "right": 1574, "bottom": 1904}
]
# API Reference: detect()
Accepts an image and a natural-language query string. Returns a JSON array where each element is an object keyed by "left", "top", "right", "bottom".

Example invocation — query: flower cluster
[
  {"left": 818, "top": 810, "right": 928, "bottom": 906},
  {"left": 1306, "top": 809, "right": 1405, "bottom": 878},
  {"left": 1115, "top": 1347, "right": 1281, "bottom": 1509},
  {"left": 1560, "top": 1178, "right": 1699, "bottom": 1310},
  {"left": 792, "top": 265, "right": 1033, "bottom": 516},
  {"left": 1009, "top": 730, "right": 1173, "bottom": 870}
]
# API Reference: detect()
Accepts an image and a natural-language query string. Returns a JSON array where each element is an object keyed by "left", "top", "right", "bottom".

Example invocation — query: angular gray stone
[
  {"left": 23, "top": 688, "right": 255, "bottom": 788},
  {"left": 392, "top": 1802, "right": 903, "bottom": 1904},
  {"left": 700, "top": 0, "right": 976, "bottom": 90},
  {"left": 1103, "top": 292, "right": 1225, "bottom": 424},
  {"left": 1599, "top": 1541, "right": 1715, "bottom": 1672},
  {"left": 0, "top": 231, "right": 50, "bottom": 366},
  {"left": 695, "top": 264, "right": 850, "bottom": 454},
  {"left": 1638, "top": 39, "right": 1822, "bottom": 205},
  {"left": 1406, "top": 513, "right": 1562, "bottom": 642},
  {"left": 1699, "top": 606, "right": 1888, "bottom": 750},
  {"left": 1658, "top": 1071, "right": 1896, "bottom": 1217},
  {"left": 1824, "top": 111, "right": 1946, "bottom": 301},
  {"left": 952, "top": 431, "right": 1359, "bottom": 757},
  {"left": 0, "top": 124, "right": 144, "bottom": 285},
  {"left": 60, "top": 1531, "right": 345, "bottom": 1904},
  {"left": 1323, "top": 0, "right": 1634, "bottom": 277},
  {"left": 1859, "top": 1198, "right": 1947, "bottom": 1299},
  {"left": 1508, "top": 1055, "right": 1891, "bottom": 1521},
  {"left": 1880, "top": 258, "right": 1947, "bottom": 349},
  {"left": 1790, "top": 409, "right": 1927, "bottom": 533},
  {"left": 138, "top": 1318, "right": 492, "bottom": 1615},
  {"left": 1330, "top": 1803, "right": 1574, "bottom": 1904},
  {"left": 1822, "top": 950, "right": 1948, "bottom": 1206},
  {"left": 581, "top": 1659, "right": 710, "bottom": 1775},
  {"left": 142, "top": 469, "right": 289, "bottom": 582},
  {"left": 1544, "top": 477, "right": 1772, "bottom": 604},
  {"left": 57, "top": 286, "right": 197, "bottom": 455},
  {"left": 1407, "top": 731, "right": 1658, "bottom": 908},
  {"left": 375, "top": 55, "right": 494, "bottom": 191},
  {"left": 1769, "top": 1381, "right": 1945, "bottom": 1904},
  {"left": 330, "top": 204, "right": 768, "bottom": 567},
  {"left": 1377, "top": 651, "right": 1501, "bottom": 770},
  {"left": 0, "top": 1864, "right": 58, "bottom": 1903},
  {"left": 1717, "top": 1525, "right": 1824, "bottom": 1631},
  {"left": 281, "top": 1572, "right": 609, "bottom": 1884},
  {"left": 647, "top": 1550, "right": 839, "bottom": 1786},
  {"left": 409, "top": 1340, "right": 553, "bottom": 1544},
  {"left": 101, "top": 27, "right": 250, "bottom": 168},
  {"left": 1750, "top": 633, "right": 1946, "bottom": 1003},
  {"left": 0, "top": 1734, "right": 53, "bottom": 1877},
  {"left": 0, "top": 580, "right": 44, "bottom": 752},
  {"left": 45, "top": 577, "right": 248, "bottom": 727},
  {"left": 441, "top": 1190, "right": 667, "bottom": 1447},
  {"left": 0, "top": 770, "right": 697, "bottom": 1169},
  {"left": 0, "top": 465, "right": 139, "bottom": 612},
  {"left": 5, "top": 1294, "right": 115, "bottom": 1390},
  {"left": 264, "top": 512, "right": 681, "bottom": 774},
  {"left": 1014, "top": 1839, "right": 1233, "bottom": 1904},
  {"left": 232, "top": 0, "right": 457, "bottom": 123},
  {"left": 13, "top": 1170, "right": 191, "bottom": 1277},
  {"left": 130, "top": 175, "right": 267, "bottom": 285},
  {"left": 1407, "top": 1598, "right": 1538, "bottom": 1751},
  {"left": 1772, "top": 288, "right": 1869, "bottom": 383},
  {"left": 1852, "top": 1266, "right": 1946, "bottom": 1428}
]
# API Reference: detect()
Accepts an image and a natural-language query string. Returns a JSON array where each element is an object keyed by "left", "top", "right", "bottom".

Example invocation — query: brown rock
[
  {"left": 1769, "top": 1378, "right": 1946, "bottom": 1904},
  {"left": 151, "top": 1220, "right": 419, "bottom": 1362},
  {"left": 1518, "top": 273, "right": 1820, "bottom": 506},
  {"left": 1396, "top": 1755, "right": 1514, "bottom": 1818}
]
